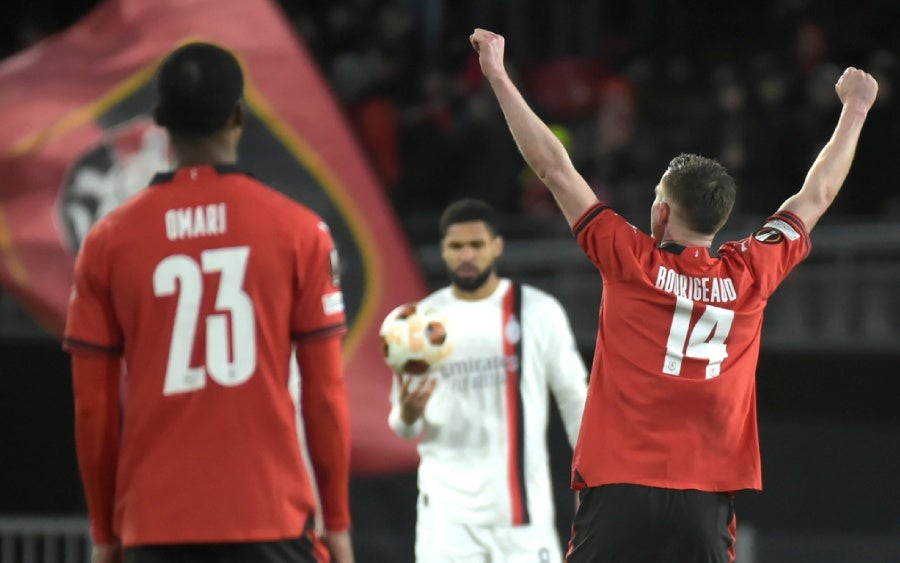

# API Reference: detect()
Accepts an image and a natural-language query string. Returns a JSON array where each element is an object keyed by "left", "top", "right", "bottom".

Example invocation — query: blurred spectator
[
  {"left": 743, "top": 55, "right": 808, "bottom": 215},
  {"left": 391, "top": 69, "right": 461, "bottom": 214},
  {"left": 324, "top": 2, "right": 417, "bottom": 192},
  {"left": 795, "top": 21, "right": 829, "bottom": 75},
  {"left": 526, "top": 57, "right": 606, "bottom": 120},
  {"left": 584, "top": 76, "right": 643, "bottom": 214},
  {"left": 2, "top": 0, "right": 897, "bottom": 231}
]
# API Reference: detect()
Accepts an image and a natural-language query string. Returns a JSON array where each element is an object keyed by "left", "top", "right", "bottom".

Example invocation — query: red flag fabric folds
[{"left": 0, "top": 0, "right": 422, "bottom": 474}]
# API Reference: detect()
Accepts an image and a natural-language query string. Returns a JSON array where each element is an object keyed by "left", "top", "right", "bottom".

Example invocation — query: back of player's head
[
  {"left": 662, "top": 153, "right": 736, "bottom": 235},
  {"left": 439, "top": 199, "right": 500, "bottom": 237},
  {"left": 154, "top": 42, "right": 244, "bottom": 136}
]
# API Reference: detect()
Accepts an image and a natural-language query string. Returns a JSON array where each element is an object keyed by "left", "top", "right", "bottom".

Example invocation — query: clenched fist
[
  {"left": 835, "top": 67, "right": 878, "bottom": 113},
  {"left": 469, "top": 28, "right": 508, "bottom": 81}
]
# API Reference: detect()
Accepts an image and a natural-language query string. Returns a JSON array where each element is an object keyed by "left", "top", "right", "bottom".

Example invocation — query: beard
[{"left": 449, "top": 264, "right": 494, "bottom": 292}]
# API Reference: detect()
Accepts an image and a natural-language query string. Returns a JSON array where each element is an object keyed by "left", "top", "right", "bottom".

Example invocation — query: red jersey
[
  {"left": 64, "top": 165, "right": 348, "bottom": 545},
  {"left": 571, "top": 203, "right": 810, "bottom": 492}
]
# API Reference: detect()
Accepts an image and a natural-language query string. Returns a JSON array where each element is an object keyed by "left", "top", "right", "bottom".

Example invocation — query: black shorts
[
  {"left": 124, "top": 532, "right": 326, "bottom": 563},
  {"left": 566, "top": 484, "right": 736, "bottom": 563}
]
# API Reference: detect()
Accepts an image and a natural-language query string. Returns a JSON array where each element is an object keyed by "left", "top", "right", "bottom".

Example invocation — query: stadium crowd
[
  {"left": 2, "top": 0, "right": 897, "bottom": 235},
  {"left": 289, "top": 1, "right": 898, "bottom": 231}
]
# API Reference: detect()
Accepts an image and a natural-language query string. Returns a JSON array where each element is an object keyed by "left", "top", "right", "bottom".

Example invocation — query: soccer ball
[{"left": 379, "top": 302, "right": 453, "bottom": 375}]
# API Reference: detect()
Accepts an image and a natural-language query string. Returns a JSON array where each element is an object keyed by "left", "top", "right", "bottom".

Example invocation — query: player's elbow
[
  {"left": 813, "top": 178, "right": 841, "bottom": 203},
  {"left": 808, "top": 188, "right": 838, "bottom": 220},
  {"left": 540, "top": 165, "right": 571, "bottom": 193}
]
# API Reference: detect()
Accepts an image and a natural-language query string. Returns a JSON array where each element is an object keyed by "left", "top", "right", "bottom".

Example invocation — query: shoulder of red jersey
[
  {"left": 79, "top": 208, "right": 118, "bottom": 251},
  {"left": 718, "top": 210, "right": 810, "bottom": 256},
  {"left": 571, "top": 202, "right": 615, "bottom": 237},
  {"left": 752, "top": 211, "right": 807, "bottom": 245}
]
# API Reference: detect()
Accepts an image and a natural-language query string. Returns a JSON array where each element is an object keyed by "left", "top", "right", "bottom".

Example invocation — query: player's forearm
[
  {"left": 800, "top": 103, "right": 869, "bottom": 208},
  {"left": 487, "top": 73, "right": 570, "bottom": 182},
  {"left": 72, "top": 355, "right": 121, "bottom": 545},
  {"left": 487, "top": 73, "right": 598, "bottom": 225},
  {"left": 779, "top": 67, "right": 877, "bottom": 231},
  {"left": 550, "top": 363, "right": 588, "bottom": 447},
  {"left": 305, "top": 397, "right": 351, "bottom": 531},
  {"left": 297, "top": 337, "right": 352, "bottom": 531}
]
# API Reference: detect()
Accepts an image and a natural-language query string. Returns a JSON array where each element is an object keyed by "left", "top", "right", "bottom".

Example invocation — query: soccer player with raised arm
[
  {"left": 389, "top": 199, "right": 588, "bottom": 562},
  {"left": 470, "top": 28, "right": 878, "bottom": 563},
  {"left": 64, "top": 43, "right": 354, "bottom": 563}
]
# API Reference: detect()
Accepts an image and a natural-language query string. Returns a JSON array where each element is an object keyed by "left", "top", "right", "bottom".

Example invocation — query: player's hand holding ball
[{"left": 380, "top": 302, "right": 453, "bottom": 426}]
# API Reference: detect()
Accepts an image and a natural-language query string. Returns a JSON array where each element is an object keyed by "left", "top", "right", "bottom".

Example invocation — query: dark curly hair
[{"left": 439, "top": 199, "right": 500, "bottom": 237}]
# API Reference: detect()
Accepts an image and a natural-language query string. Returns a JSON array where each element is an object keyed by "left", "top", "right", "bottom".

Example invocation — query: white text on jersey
[
  {"left": 165, "top": 204, "right": 227, "bottom": 241},
  {"left": 442, "top": 355, "right": 515, "bottom": 392},
  {"left": 655, "top": 265, "right": 737, "bottom": 303}
]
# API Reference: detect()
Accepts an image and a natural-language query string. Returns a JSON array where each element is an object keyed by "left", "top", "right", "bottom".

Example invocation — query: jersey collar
[
  {"left": 659, "top": 242, "right": 719, "bottom": 259},
  {"left": 149, "top": 164, "right": 246, "bottom": 186}
]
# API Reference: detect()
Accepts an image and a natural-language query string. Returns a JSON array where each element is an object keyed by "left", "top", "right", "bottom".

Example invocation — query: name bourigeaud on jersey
[
  {"left": 165, "top": 203, "right": 227, "bottom": 241},
  {"left": 655, "top": 265, "right": 737, "bottom": 303}
]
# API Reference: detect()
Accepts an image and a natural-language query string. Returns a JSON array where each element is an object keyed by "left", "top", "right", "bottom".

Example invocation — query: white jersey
[{"left": 389, "top": 278, "right": 588, "bottom": 528}]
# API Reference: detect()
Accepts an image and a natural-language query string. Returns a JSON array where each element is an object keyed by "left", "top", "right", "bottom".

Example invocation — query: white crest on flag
[{"left": 62, "top": 119, "right": 169, "bottom": 250}]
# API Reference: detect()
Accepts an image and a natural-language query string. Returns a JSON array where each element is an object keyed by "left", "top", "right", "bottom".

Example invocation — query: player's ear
[
  {"left": 230, "top": 102, "right": 244, "bottom": 128},
  {"left": 658, "top": 201, "right": 671, "bottom": 227},
  {"left": 152, "top": 104, "right": 166, "bottom": 127},
  {"left": 493, "top": 234, "right": 504, "bottom": 257}
]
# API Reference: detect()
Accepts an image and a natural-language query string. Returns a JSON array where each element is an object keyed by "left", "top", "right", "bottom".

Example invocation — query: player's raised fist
[
  {"left": 835, "top": 67, "right": 878, "bottom": 112},
  {"left": 469, "top": 28, "right": 507, "bottom": 80}
]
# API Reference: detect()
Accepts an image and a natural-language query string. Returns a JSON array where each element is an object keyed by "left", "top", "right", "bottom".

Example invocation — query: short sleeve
[
  {"left": 573, "top": 202, "right": 656, "bottom": 281},
  {"left": 290, "top": 218, "right": 348, "bottom": 341},
  {"left": 63, "top": 224, "right": 123, "bottom": 355},
  {"left": 721, "top": 210, "right": 811, "bottom": 298}
]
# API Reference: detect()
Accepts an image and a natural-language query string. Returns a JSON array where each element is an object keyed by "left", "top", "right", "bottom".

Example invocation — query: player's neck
[
  {"left": 169, "top": 136, "right": 238, "bottom": 169},
  {"left": 661, "top": 222, "right": 714, "bottom": 248},
  {"left": 452, "top": 274, "right": 501, "bottom": 301}
]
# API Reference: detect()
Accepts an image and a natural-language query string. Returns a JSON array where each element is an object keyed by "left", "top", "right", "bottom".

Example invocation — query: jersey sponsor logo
[
  {"left": 655, "top": 266, "right": 737, "bottom": 303},
  {"left": 441, "top": 355, "right": 513, "bottom": 391},
  {"left": 763, "top": 218, "right": 801, "bottom": 241},
  {"left": 322, "top": 290, "right": 345, "bottom": 315}
]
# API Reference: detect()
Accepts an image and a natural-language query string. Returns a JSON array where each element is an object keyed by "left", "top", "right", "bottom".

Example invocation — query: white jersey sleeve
[
  {"left": 525, "top": 286, "right": 587, "bottom": 448},
  {"left": 531, "top": 292, "right": 588, "bottom": 447}
]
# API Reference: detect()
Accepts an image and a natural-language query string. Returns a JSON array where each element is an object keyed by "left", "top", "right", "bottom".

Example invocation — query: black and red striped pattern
[{"left": 502, "top": 282, "right": 530, "bottom": 526}]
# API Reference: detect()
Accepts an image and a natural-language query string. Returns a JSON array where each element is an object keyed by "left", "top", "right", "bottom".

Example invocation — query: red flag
[{"left": 0, "top": 0, "right": 423, "bottom": 474}]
